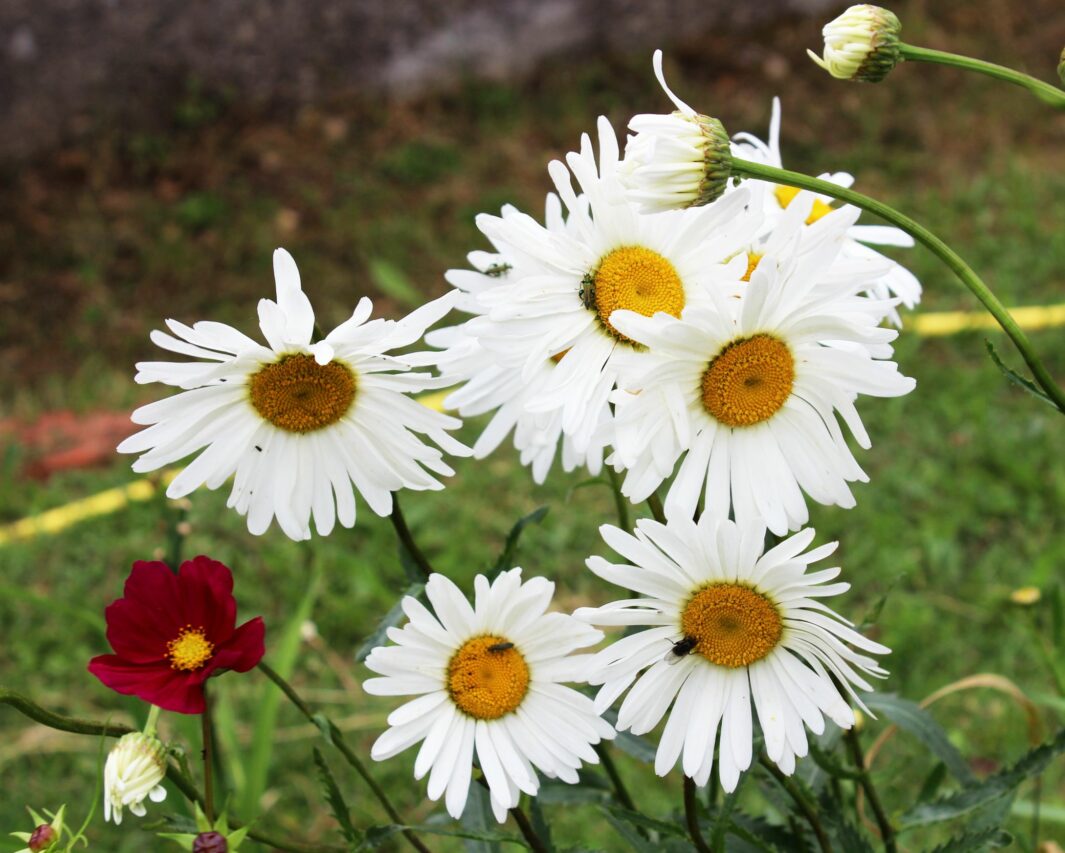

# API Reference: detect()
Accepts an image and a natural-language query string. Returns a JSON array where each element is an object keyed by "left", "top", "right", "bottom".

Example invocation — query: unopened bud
[
  {"left": 807, "top": 5, "right": 902, "bottom": 83},
  {"left": 103, "top": 732, "right": 168, "bottom": 825},
  {"left": 28, "top": 825, "right": 57, "bottom": 852},
  {"left": 193, "top": 831, "right": 229, "bottom": 853}
]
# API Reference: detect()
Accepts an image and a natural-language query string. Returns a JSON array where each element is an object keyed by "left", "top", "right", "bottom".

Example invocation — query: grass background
[{"left": 1, "top": 0, "right": 1064, "bottom": 849}]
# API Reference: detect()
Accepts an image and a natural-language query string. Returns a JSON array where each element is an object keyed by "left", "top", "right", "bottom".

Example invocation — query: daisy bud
[
  {"left": 193, "top": 832, "right": 228, "bottom": 853},
  {"left": 103, "top": 732, "right": 168, "bottom": 825},
  {"left": 807, "top": 4, "right": 902, "bottom": 83},
  {"left": 28, "top": 825, "right": 57, "bottom": 852},
  {"left": 621, "top": 50, "right": 732, "bottom": 212}
]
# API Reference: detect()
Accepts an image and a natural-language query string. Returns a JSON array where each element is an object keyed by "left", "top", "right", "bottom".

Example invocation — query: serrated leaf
[
  {"left": 601, "top": 806, "right": 687, "bottom": 839},
  {"left": 916, "top": 762, "right": 949, "bottom": 804},
  {"left": 368, "top": 258, "right": 423, "bottom": 308},
  {"left": 984, "top": 340, "right": 1056, "bottom": 408},
  {"left": 861, "top": 693, "right": 976, "bottom": 786},
  {"left": 313, "top": 747, "right": 361, "bottom": 844},
  {"left": 600, "top": 811, "right": 657, "bottom": 853},
  {"left": 901, "top": 728, "right": 1065, "bottom": 829},
  {"left": 355, "top": 582, "right": 425, "bottom": 662},
  {"left": 490, "top": 507, "right": 549, "bottom": 577},
  {"left": 927, "top": 828, "right": 1012, "bottom": 852}
]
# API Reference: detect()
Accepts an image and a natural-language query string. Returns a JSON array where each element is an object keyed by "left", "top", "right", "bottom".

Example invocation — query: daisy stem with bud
[
  {"left": 897, "top": 43, "right": 1065, "bottom": 108},
  {"left": 729, "top": 157, "right": 1065, "bottom": 415}
]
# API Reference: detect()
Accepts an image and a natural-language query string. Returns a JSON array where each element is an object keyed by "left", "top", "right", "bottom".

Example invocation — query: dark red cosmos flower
[{"left": 88, "top": 556, "right": 265, "bottom": 714}]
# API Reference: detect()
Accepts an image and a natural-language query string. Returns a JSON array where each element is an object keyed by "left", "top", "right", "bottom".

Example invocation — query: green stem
[
  {"left": 594, "top": 742, "right": 637, "bottom": 812},
  {"left": 730, "top": 157, "right": 1065, "bottom": 415},
  {"left": 143, "top": 703, "right": 162, "bottom": 738},
  {"left": 683, "top": 776, "right": 712, "bottom": 853},
  {"left": 844, "top": 727, "right": 897, "bottom": 853},
  {"left": 256, "top": 662, "right": 432, "bottom": 853},
  {"left": 760, "top": 755, "right": 832, "bottom": 853},
  {"left": 0, "top": 688, "right": 342, "bottom": 853},
  {"left": 389, "top": 495, "right": 435, "bottom": 580},
  {"left": 646, "top": 492, "right": 667, "bottom": 525},
  {"left": 899, "top": 43, "right": 1065, "bottom": 108},
  {"left": 201, "top": 684, "right": 216, "bottom": 826},
  {"left": 509, "top": 802, "right": 550, "bottom": 853},
  {"left": 607, "top": 467, "right": 632, "bottom": 531}
]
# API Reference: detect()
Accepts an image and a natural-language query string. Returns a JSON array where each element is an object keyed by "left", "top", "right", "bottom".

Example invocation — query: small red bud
[
  {"left": 193, "top": 832, "right": 228, "bottom": 853},
  {"left": 29, "top": 824, "right": 57, "bottom": 852}
]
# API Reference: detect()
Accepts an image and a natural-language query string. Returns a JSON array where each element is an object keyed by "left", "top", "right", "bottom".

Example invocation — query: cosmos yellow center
[
  {"left": 591, "top": 246, "right": 685, "bottom": 342},
  {"left": 681, "top": 584, "right": 783, "bottom": 668},
  {"left": 774, "top": 185, "right": 834, "bottom": 224},
  {"left": 249, "top": 354, "right": 356, "bottom": 433},
  {"left": 701, "top": 335, "right": 794, "bottom": 427},
  {"left": 167, "top": 626, "right": 215, "bottom": 671},
  {"left": 742, "top": 252, "right": 763, "bottom": 282},
  {"left": 447, "top": 635, "right": 530, "bottom": 720}
]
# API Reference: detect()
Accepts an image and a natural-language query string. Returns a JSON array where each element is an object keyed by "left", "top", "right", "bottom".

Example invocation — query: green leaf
[
  {"left": 1050, "top": 583, "right": 1064, "bottom": 648},
  {"left": 927, "top": 828, "right": 1012, "bottom": 852},
  {"left": 367, "top": 258, "right": 423, "bottom": 308},
  {"left": 240, "top": 559, "right": 323, "bottom": 816},
  {"left": 861, "top": 693, "right": 976, "bottom": 786},
  {"left": 538, "top": 778, "right": 612, "bottom": 805},
  {"left": 355, "top": 582, "right": 425, "bottom": 663},
  {"left": 984, "top": 340, "right": 1056, "bottom": 408},
  {"left": 313, "top": 747, "right": 362, "bottom": 844},
  {"left": 490, "top": 507, "right": 549, "bottom": 577},
  {"left": 600, "top": 811, "right": 656, "bottom": 853},
  {"left": 598, "top": 711, "right": 656, "bottom": 763},
  {"left": 601, "top": 805, "right": 687, "bottom": 839},
  {"left": 916, "top": 762, "right": 949, "bottom": 804},
  {"left": 360, "top": 823, "right": 526, "bottom": 850},
  {"left": 725, "top": 814, "right": 795, "bottom": 852},
  {"left": 529, "top": 798, "right": 555, "bottom": 853},
  {"left": 461, "top": 782, "right": 502, "bottom": 853},
  {"left": 901, "top": 728, "right": 1065, "bottom": 829}
]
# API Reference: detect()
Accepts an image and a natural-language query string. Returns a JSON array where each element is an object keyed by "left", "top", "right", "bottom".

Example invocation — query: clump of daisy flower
[
  {"left": 103, "top": 731, "right": 168, "bottom": 825},
  {"left": 807, "top": 4, "right": 903, "bottom": 83},
  {"left": 575, "top": 515, "right": 889, "bottom": 790},
  {"left": 620, "top": 50, "right": 732, "bottom": 213},
  {"left": 607, "top": 228, "right": 914, "bottom": 534},
  {"left": 118, "top": 248, "right": 469, "bottom": 540},
  {"left": 363, "top": 569, "right": 614, "bottom": 822}
]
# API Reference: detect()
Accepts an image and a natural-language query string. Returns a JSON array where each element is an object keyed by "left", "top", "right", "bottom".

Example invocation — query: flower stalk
[
  {"left": 844, "top": 727, "right": 897, "bottom": 852},
  {"left": 682, "top": 776, "right": 712, "bottom": 853},
  {"left": 898, "top": 43, "right": 1065, "bottom": 108},
  {"left": 729, "top": 156, "right": 1065, "bottom": 415}
]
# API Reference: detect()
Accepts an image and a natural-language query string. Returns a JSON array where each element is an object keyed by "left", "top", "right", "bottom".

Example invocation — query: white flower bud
[
  {"left": 103, "top": 732, "right": 168, "bottom": 825},
  {"left": 620, "top": 50, "right": 732, "bottom": 213},
  {"left": 807, "top": 5, "right": 902, "bottom": 83}
]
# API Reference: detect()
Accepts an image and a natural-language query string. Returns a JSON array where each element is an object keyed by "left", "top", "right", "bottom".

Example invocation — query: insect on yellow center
[
  {"left": 681, "top": 584, "right": 783, "bottom": 668},
  {"left": 590, "top": 246, "right": 685, "bottom": 343},
  {"left": 774, "top": 185, "right": 834, "bottom": 224},
  {"left": 249, "top": 353, "right": 356, "bottom": 433},
  {"left": 447, "top": 635, "right": 530, "bottom": 720},
  {"left": 167, "top": 626, "right": 215, "bottom": 672},
  {"left": 701, "top": 334, "right": 794, "bottom": 428},
  {"left": 742, "top": 252, "right": 763, "bottom": 282}
]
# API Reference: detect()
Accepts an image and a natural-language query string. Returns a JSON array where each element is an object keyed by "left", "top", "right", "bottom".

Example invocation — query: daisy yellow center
[
  {"left": 591, "top": 246, "right": 685, "bottom": 343},
  {"left": 447, "top": 635, "right": 530, "bottom": 720},
  {"left": 774, "top": 185, "right": 834, "bottom": 224},
  {"left": 249, "top": 354, "right": 355, "bottom": 433},
  {"left": 681, "top": 584, "right": 783, "bottom": 668},
  {"left": 742, "top": 252, "right": 763, "bottom": 282},
  {"left": 167, "top": 626, "right": 215, "bottom": 671},
  {"left": 701, "top": 334, "right": 794, "bottom": 427}
]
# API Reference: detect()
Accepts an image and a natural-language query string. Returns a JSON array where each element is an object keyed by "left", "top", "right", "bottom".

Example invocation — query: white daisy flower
[
  {"left": 452, "top": 116, "right": 762, "bottom": 454},
  {"left": 731, "top": 98, "right": 921, "bottom": 325},
  {"left": 425, "top": 195, "right": 610, "bottom": 483},
  {"left": 575, "top": 515, "right": 889, "bottom": 790},
  {"left": 103, "top": 732, "right": 168, "bottom": 825},
  {"left": 607, "top": 235, "right": 915, "bottom": 535},
  {"left": 118, "top": 248, "right": 469, "bottom": 541},
  {"left": 363, "top": 569, "right": 614, "bottom": 822},
  {"left": 807, "top": 5, "right": 903, "bottom": 83},
  {"left": 620, "top": 50, "right": 732, "bottom": 213}
]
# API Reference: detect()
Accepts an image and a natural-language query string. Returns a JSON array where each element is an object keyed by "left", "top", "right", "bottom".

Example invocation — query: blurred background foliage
[{"left": 0, "top": 0, "right": 1063, "bottom": 850}]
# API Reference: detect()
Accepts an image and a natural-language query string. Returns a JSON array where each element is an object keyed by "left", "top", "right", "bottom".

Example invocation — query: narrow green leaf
[
  {"left": 600, "top": 811, "right": 656, "bottom": 853},
  {"left": 529, "top": 798, "right": 556, "bottom": 853},
  {"left": 313, "top": 747, "right": 361, "bottom": 844},
  {"left": 927, "top": 828, "right": 1012, "bottom": 852},
  {"left": 1050, "top": 583, "right": 1064, "bottom": 648},
  {"left": 861, "top": 693, "right": 976, "bottom": 786},
  {"left": 538, "top": 778, "right": 612, "bottom": 805},
  {"left": 901, "top": 728, "right": 1065, "bottom": 829},
  {"left": 367, "top": 258, "right": 422, "bottom": 308},
  {"left": 601, "top": 805, "right": 687, "bottom": 839},
  {"left": 355, "top": 582, "right": 425, "bottom": 663},
  {"left": 984, "top": 340, "right": 1056, "bottom": 407},
  {"left": 916, "top": 762, "right": 949, "bottom": 804},
  {"left": 360, "top": 823, "right": 526, "bottom": 849},
  {"left": 461, "top": 782, "right": 502, "bottom": 853},
  {"left": 490, "top": 507, "right": 549, "bottom": 577},
  {"left": 240, "top": 560, "right": 323, "bottom": 816}
]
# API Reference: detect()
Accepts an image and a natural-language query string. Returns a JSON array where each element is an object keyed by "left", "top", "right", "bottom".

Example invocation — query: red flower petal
[
  {"left": 176, "top": 556, "right": 237, "bottom": 644},
  {"left": 88, "top": 655, "right": 207, "bottom": 714},
  {"left": 103, "top": 598, "right": 172, "bottom": 663},
  {"left": 117, "top": 561, "right": 185, "bottom": 637},
  {"left": 208, "top": 617, "right": 265, "bottom": 675}
]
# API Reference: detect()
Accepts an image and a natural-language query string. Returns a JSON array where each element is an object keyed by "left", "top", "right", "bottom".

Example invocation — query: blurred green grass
[{"left": 2, "top": 0, "right": 1065, "bottom": 849}]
